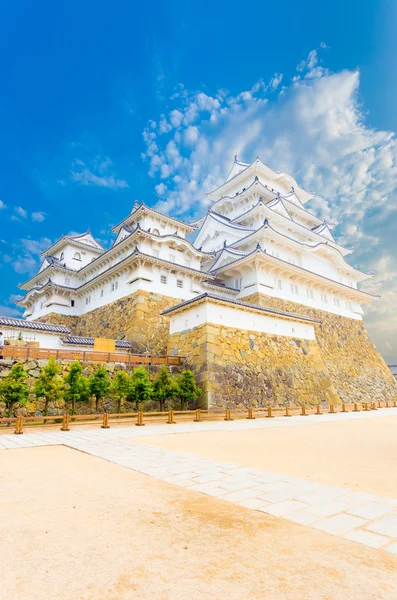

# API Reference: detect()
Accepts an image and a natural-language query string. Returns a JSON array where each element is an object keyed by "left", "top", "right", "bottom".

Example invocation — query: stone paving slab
[{"left": 2, "top": 409, "right": 397, "bottom": 554}]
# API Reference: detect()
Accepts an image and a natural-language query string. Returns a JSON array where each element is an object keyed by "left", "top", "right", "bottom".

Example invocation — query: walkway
[{"left": 1, "top": 409, "right": 397, "bottom": 554}]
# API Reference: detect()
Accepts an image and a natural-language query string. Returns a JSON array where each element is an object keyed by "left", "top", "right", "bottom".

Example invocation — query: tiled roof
[
  {"left": 0, "top": 316, "right": 71, "bottom": 334},
  {"left": 61, "top": 336, "right": 133, "bottom": 348},
  {"left": 161, "top": 292, "right": 321, "bottom": 323}
]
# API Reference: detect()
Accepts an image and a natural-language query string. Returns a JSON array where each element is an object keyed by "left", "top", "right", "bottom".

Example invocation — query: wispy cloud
[
  {"left": 0, "top": 200, "right": 5, "bottom": 209},
  {"left": 0, "top": 305, "right": 22, "bottom": 317},
  {"left": 11, "top": 237, "right": 52, "bottom": 275},
  {"left": 31, "top": 211, "right": 46, "bottom": 222},
  {"left": 141, "top": 46, "right": 397, "bottom": 362},
  {"left": 71, "top": 157, "right": 128, "bottom": 189}
]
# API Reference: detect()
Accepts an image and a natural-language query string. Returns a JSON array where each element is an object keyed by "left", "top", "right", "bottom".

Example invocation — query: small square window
[
  {"left": 71, "top": 300, "right": 75, "bottom": 307},
  {"left": 100, "top": 289, "right": 104, "bottom": 297},
  {"left": 161, "top": 275, "right": 167, "bottom": 284},
  {"left": 65, "top": 278, "right": 71, "bottom": 286},
  {"left": 177, "top": 279, "right": 183, "bottom": 288}
]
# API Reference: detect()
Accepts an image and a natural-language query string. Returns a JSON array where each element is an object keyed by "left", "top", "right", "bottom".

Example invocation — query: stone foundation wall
[
  {"left": 168, "top": 323, "right": 341, "bottom": 409},
  {"left": 243, "top": 293, "right": 397, "bottom": 404},
  {"left": 0, "top": 357, "right": 182, "bottom": 417},
  {"left": 36, "top": 290, "right": 182, "bottom": 355}
]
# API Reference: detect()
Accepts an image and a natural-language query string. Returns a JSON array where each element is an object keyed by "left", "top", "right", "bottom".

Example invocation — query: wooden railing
[
  {"left": 1, "top": 400, "right": 396, "bottom": 434},
  {"left": 1, "top": 345, "right": 182, "bottom": 366}
]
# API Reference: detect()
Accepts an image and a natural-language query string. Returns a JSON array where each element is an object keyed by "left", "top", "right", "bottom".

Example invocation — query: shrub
[
  {"left": 89, "top": 367, "right": 110, "bottom": 413},
  {"left": 152, "top": 366, "right": 178, "bottom": 412},
  {"left": 175, "top": 370, "right": 202, "bottom": 410},
  {"left": 127, "top": 367, "right": 152, "bottom": 411},
  {"left": 0, "top": 363, "right": 30, "bottom": 417},
  {"left": 110, "top": 370, "right": 130, "bottom": 413},
  {"left": 34, "top": 358, "right": 64, "bottom": 416},
  {"left": 64, "top": 362, "right": 90, "bottom": 415}
]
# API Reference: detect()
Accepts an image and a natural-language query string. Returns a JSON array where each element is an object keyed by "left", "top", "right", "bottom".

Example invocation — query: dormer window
[
  {"left": 60, "top": 252, "right": 64, "bottom": 261},
  {"left": 73, "top": 252, "right": 82, "bottom": 261},
  {"left": 153, "top": 228, "right": 160, "bottom": 236}
]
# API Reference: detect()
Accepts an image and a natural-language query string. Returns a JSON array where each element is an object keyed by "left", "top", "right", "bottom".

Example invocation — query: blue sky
[{"left": 1, "top": 0, "right": 397, "bottom": 361}]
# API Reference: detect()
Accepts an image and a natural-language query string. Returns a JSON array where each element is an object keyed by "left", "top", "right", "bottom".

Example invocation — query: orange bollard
[
  {"left": 315, "top": 404, "right": 322, "bottom": 415},
  {"left": 329, "top": 405, "right": 336, "bottom": 414},
  {"left": 301, "top": 405, "right": 308, "bottom": 416},
  {"left": 394, "top": 400, "right": 397, "bottom": 408},
  {"left": 167, "top": 409, "right": 176, "bottom": 424},
  {"left": 342, "top": 404, "right": 348, "bottom": 413},
  {"left": 60, "top": 413, "right": 70, "bottom": 431},
  {"left": 246, "top": 407, "right": 255, "bottom": 420},
  {"left": 363, "top": 403, "right": 369, "bottom": 411},
  {"left": 371, "top": 402, "right": 377, "bottom": 411},
  {"left": 101, "top": 413, "right": 110, "bottom": 429},
  {"left": 135, "top": 410, "right": 145, "bottom": 426},
  {"left": 194, "top": 409, "right": 202, "bottom": 422},
  {"left": 14, "top": 416, "right": 23, "bottom": 435},
  {"left": 353, "top": 403, "right": 360, "bottom": 412},
  {"left": 266, "top": 406, "right": 274, "bottom": 419},
  {"left": 285, "top": 406, "right": 292, "bottom": 417},
  {"left": 386, "top": 400, "right": 389, "bottom": 408}
]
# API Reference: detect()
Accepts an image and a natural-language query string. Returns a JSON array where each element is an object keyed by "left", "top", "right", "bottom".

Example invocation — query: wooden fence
[
  {"left": 1, "top": 399, "right": 396, "bottom": 434},
  {"left": 1, "top": 345, "right": 182, "bottom": 366}
]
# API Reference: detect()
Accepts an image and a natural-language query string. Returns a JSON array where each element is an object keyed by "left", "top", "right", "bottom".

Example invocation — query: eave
[
  {"left": 112, "top": 203, "right": 195, "bottom": 235},
  {"left": 212, "top": 248, "right": 378, "bottom": 303}
]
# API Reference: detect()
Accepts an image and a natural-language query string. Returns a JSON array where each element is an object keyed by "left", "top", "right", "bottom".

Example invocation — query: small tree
[
  {"left": 127, "top": 366, "right": 152, "bottom": 411},
  {"left": 176, "top": 370, "right": 202, "bottom": 410},
  {"left": 110, "top": 370, "right": 130, "bottom": 413},
  {"left": 152, "top": 366, "right": 178, "bottom": 412},
  {"left": 64, "top": 362, "right": 90, "bottom": 415},
  {"left": 89, "top": 367, "right": 110, "bottom": 413},
  {"left": 0, "top": 363, "right": 30, "bottom": 418},
  {"left": 34, "top": 358, "right": 64, "bottom": 416}
]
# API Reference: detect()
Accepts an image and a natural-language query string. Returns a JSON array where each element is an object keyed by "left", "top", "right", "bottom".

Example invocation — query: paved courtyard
[{"left": 1, "top": 409, "right": 397, "bottom": 598}]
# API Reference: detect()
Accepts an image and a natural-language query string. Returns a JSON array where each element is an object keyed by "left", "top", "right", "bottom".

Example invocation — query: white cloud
[
  {"left": 155, "top": 183, "right": 167, "bottom": 196},
  {"left": 141, "top": 47, "right": 397, "bottom": 362},
  {"left": 31, "top": 211, "right": 46, "bottom": 222},
  {"left": 0, "top": 200, "right": 5, "bottom": 209},
  {"left": 71, "top": 157, "right": 128, "bottom": 189},
  {"left": 15, "top": 206, "right": 27, "bottom": 218},
  {"left": 12, "top": 256, "right": 38, "bottom": 274},
  {"left": 0, "top": 305, "right": 23, "bottom": 317},
  {"left": 11, "top": 237, "right": 52, "bottom": 275}
]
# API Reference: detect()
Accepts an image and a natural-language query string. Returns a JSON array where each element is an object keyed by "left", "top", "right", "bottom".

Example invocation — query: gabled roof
[
  {"left": 210, "top": 246, "right": 377, "bottom": 302},
  {"left": 193, "top": 211, "right": 255, "bottom": 251},
  {"left": 207, "top": 158, "right": 314, "bottom": 203},
  {"left": 112, "top": 202, "right": 195, "bottom": 235},
  {"left": 0, "top": 316, "right": 71, "bottom": 334},
  {"left": 40, "top": 231, "right": 104, "bottom": 257}
]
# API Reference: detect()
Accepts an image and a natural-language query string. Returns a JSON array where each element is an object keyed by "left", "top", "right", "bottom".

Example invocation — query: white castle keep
[{"left": 17, "top": 157, "right": 376, "bottom": 321}]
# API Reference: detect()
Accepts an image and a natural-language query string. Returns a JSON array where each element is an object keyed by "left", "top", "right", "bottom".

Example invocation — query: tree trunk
[
  {"left": 117, "top": 397, "right": 121, "bottom": 414},
  {"left": 7, "top": 403, "right": 14, "bottom": 427},
  {"left": 71, "top": 398, "right": 75, "bottom": 415},
  {"left": 180, "top": 399, "right": 185, "bottom": 411},
  {"left": 136, "top": 400, "right": 139, "bottom": 412},
  {"left": 95, "top": 397, "right": 99, "bottom": 413},
  {"left": 160, "top": 399, "right": 165, "bottom": 413}
]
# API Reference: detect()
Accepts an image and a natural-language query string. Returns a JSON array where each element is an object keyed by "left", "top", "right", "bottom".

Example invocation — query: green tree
[
  {"left": 152, "top": 366, "right": 178, "bottom": 412},
  {"left": 110, "top": 370, "right": 130, "bottom": 413},
  {"left": 176, "top": 370, "right": 202, "bottom": 410},
  {"left": 89, "top": 367, "right": 110, "bottom": 413},
  {"left": 34, "top": 358, "right": 64, "bottom": 416},
  {"left": 0, "top": 363, "right": 30, "bottom": 418},
  {"left": 64, "top": 362, "right": 90, "bottom": 415},
  {"left": 127, "top": 366, "right": 152, "bottom": 411}
]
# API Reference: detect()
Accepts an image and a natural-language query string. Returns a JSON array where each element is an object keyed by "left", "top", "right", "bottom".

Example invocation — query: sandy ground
[
  {"left": 138, "top": 415, "right": 397, "bottom": 496},
  {"left": 1, "top": 446, "right": 397, "bottom": 600}
]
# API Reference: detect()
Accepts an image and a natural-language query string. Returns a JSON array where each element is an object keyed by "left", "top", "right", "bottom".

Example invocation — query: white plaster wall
[{"left": 169, "top": 300, "right": 316, "bottom": 339}]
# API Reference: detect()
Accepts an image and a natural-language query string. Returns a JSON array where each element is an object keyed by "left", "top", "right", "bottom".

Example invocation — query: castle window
[
  {"left": 153, "top": 228, "right": 160, "bottom": 236},
  {"left": 40, "top": 302, "right": 44, "bottom": 309},
  {"left": 65, "top": 278, "right": 70, "bottom": 286},
  {"left": 161, "top": 275, "right": 167, "bottom": 284},
  {"left": 334, "top": 297, "right": 340, "bottom": 307},
  {"left": 234, "top": 277, "right": 242, "bottom": 290},
  {"left": 73, "top": 252, "right": 82, "bottom": 261},
  {"left": 85, "top": 295, "right": 91, "bottom": 305},
  {"left": 290, "top": 283, "right": 298, "bottom": 295},
  {"left": 100, "top": 289, "right": 104, "bottom": 298},
  {"left": 306, "top": 288, "right": 314, "bottom": 299},
  {"left": 321, "top": 293, "right": 328, "bottom": 304},
  {"left": 60, "top": 252, "right": 64, "bottom": 261},
  {"left": 71, "top": 300, "right": 75, "bottom": 307},
  {"left": 177, "top": 279, "right": 183, "bottom": 289}
]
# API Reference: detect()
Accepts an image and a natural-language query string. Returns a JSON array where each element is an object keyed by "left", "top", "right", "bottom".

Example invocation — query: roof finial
[
  {"left": 234, "top": 154, "right": 238, "bottom": 162},
  {"left": 223, "top": 239, "right": 227, "bottom": 248},
  {"left": 254, "top": 175, "right": 259, "bottom": 181},
  {"left": 263, "top": 218, "right": 269, "bottom": 226},
  {"left": 291, "top": 186, "right": 295, "bottom": 192},
  {"left": 256, "top": 242, "right": 261, "bottom": 251}
]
